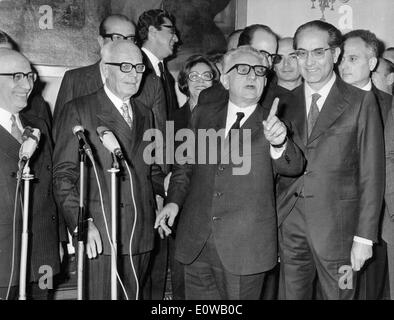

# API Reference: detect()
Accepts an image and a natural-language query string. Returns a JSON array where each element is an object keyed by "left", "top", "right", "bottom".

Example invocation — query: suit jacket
[
  {"left": 53, "top": 88, "right": 165, "bottom": 255},
  {"left": 142, "top": 51, "right": 178, "bottom": 120},
  {"left": 383, "top": 101, "right": 394, "bottom": 244},
  {"left": 53, "top": 60, "right": 167, "bottom": 153},
  {"left": 372, "top": 84, "right": 392, "bottom": 126},
  {"left": 277, "top": 76, "right": 385, "bottom": 260},
  {"left": 167, "top": 98, "right": 305, "bottom": 275},
  {"left": 0, "top": 111, "right": 60, "bottom": 288}
]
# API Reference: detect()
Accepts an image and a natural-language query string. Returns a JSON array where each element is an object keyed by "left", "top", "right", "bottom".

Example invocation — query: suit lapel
[
  {"left": 96, "top": 89, "right": 133, "bottom": 148},
  {"left": 129, "top": 98, "right": 145, "bottom": 155},
  {"left": 0, "top": 125, "right": 20, "bottom": 162},
  {"left": 308, "top": 78, "right": 348, "bottom": 144}
]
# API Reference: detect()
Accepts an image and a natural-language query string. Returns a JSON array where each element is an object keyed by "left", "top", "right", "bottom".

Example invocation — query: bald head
[
  {"left": 101, "top": 42, "right": 144, "bottom": 100},
  {"left": 0, "top": 49, "right": 34, "bottom": 113},
  {"left": 98, "top": 14, "right": 136, "bottom": 48},
  {"left": 383, "top": 48, "right": 394, "bottom": 65}
]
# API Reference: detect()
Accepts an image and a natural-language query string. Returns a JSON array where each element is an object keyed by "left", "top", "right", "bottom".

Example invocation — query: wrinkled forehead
[
  {"left": 278, "top": 39, "right": 295, "bottom": 55},
  {"left": 0, "top": 51, "right": 31, "bottom": 73},
  {"left": 106, "top": 45, "right": 142, "bottom": 64},
  {"left": 228, "top": 51, "right": 267, "bottom": 69}
]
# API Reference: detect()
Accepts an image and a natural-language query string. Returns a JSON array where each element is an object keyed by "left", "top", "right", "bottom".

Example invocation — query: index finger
[{"left": 268, "top": 97, "right": 280, "bottom": 120}]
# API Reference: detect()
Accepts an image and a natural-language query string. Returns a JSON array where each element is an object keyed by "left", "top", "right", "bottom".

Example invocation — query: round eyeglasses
[
  {"left": 188, "top": 71, "right": 213, "bottom": 82},
  {"left": 105, "top": 62, "right": 146, "bottom": 73}
]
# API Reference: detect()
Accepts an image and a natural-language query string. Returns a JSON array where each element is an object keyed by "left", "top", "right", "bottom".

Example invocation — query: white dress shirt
[
  {"left": 104, "top": 85, "right": 133, "bottom": 121},
  {"left": 360, "top": 79, "right": 373, "bottom": 91},
  {"left": 0, "top": 107, "right": 24, "bottom": 134},
  {"left": 141, "top": 47, "right": 162, "bottom": 77}
]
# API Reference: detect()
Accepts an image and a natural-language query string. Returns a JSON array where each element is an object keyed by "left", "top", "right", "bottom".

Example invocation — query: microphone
[
  {"left": 72, "top": 125, "right": 93, "bottom": 157},
  {"left": 19, "top": 128, "right": 41, "bottom": 161},
  {"left": 96, "top": 126, "right": 124, "bottom": 160}
]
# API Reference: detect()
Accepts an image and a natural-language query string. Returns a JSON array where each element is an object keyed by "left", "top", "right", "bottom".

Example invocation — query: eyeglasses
[
  {"left": 272, "top": 53, "right": 298, "bottom": 64},
  {"left": 294, "top": 47, "right": 334, "bottom": 60},
  {"left": 188, "top": 71, "right": 213, "bottom": 82},
  {"left": 105, "top": 62, "right": 146, "bottom": 73},
  {"left": 226, "top": 64, "right": 269, "bottom": 77},
  {"left": 160, "top": 24, "right": 176, "bottom": 35},
  {"left": 102, "top": 33, "right": 136, "bottom": 43},
  {"left": 0, "top": 72, "right": 37, "bottom": 83},
  {"left": 259, "top": 50, "right": 282, "bottom": 65}
]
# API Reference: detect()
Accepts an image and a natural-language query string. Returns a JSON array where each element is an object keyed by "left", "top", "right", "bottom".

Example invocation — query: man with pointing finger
[
  {"left": 155, "top": 45, "right": 305, "bottom": 300},
  {"left": 277, "top": 20, "right": 384, "bottom": 299}
]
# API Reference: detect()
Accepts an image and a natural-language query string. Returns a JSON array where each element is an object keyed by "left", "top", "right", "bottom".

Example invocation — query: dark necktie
[
  {"left": 307, "top": 93, "right": 321, "bottom": 137},
  {"left": 11, "top": 114, "right": 23, "bottom": 144},
  {"left": 230, "top": 112, "right": 245, "bottom": 131},
  {"left": 158, "top": 61, "right": 172, "bottom": 118}
]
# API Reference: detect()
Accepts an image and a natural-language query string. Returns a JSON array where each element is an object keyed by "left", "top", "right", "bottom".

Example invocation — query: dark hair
[
  {"left": 178, "top": 54, "right": 219, "bottom": 96},
  {"left": 293, "top": 20, "right": 342, "bottom": 49},
  {"left": 238, "top": 24, "right": 278, "bottom": 47},
  {"left": 343, "top": 29, "right": 383, "bottom": 58},
  {"left": 137, "top": 9, "right": 175, "bottom": 44},
  {"left": 99, "top": 14, "right": 133, "bottom": 36}
]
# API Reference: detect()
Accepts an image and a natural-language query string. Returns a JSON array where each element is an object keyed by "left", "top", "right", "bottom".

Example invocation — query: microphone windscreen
[{"left": 72, "top": 125, "right": 84, "bottom": 136}]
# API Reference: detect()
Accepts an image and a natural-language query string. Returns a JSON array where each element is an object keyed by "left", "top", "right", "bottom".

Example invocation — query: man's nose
[
  {"left": 247, "top": 68, "right": 257, "bottom": 80},
  {"left": 19, "top": 76, "right": 33, "bottom": 90}
]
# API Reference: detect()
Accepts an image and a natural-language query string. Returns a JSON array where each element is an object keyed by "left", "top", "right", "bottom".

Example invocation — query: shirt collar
[
  {"left": 360, "top": 79, "right": 372, "bottom": 91},
  {"left": 141, "top": 47, "right": 162, "bottom": 76},
  {"left": 104, "top": 85, "right": 129, "bottom": 111},
  {"left": 228, "top": 100, "right": 257, "bottom": 115},
  {"left": 305, "top": 72, "right": 336, "bottom": 101},
  {"left": 0, "top": 107, "right": 23, "bottom": 133}
]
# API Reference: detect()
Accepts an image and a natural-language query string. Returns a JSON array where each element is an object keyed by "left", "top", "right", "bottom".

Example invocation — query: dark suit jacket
[
  {"left": 372, "top": 84, "right": 392, "bottom": 125},
  {"left": 167, "top": 98, "right": 305, "bottom": 275},
  {"left": 173, "top": 101, "right": 192, "bottom": 133},
  {"left": 277, "top": 76, "right": 385, "bottom": 261},
  {"left": 53, "top": 60, "right": 167, "bottom": 152},
  {"left": 53, "top": 88, "right": 165, "bottom": 255},
  {"left": 383, "top": 100, "right": 394, "bottom": 244},
  {"left": 142, "top": 51, "right": 178, "bottom": 120},
  {"left": 0, "top": 112, "right": 60, "bottom": 287}
]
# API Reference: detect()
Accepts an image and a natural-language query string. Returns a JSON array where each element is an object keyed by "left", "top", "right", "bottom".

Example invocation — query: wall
[{"left": 246, "top": 0, "right": 394, "bottom": 47}]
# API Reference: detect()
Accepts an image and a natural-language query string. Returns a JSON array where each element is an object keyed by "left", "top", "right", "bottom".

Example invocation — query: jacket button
[
  {"left": 51, "top": 215, "right": 56, "bottom": 221},
  {"left": 46, "top": 164, "right": 51, "bottom": 171},
  {"left": 120, "top": 203, "right": 124, "bottom": 208},
  {"left": 294, "top": 192, "right": 299, "bottom": 197},
  {"left": 11, "top": 172, "right": 16, "bottom": 178},
  {"left": 218, "top": 166, "right": 225, "bottom": 171},
  {"left": 212, "top": 216, "right": 221, "bottom": 221}
]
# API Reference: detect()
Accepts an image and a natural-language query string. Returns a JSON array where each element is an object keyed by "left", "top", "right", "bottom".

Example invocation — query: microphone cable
[
  {"left": 5, "top": 163, "right": 23, "bottom": 300},
  {"left": 124, "top": 160, "right": 139, "bottom": 301},
  {"left": 89, "top": 158, "right": 129, "bottom": 300}
]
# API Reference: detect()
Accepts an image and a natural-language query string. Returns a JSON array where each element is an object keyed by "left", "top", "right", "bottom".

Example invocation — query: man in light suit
[
  {"left": 277, "top": 20, "right": 385, "bottom": 300},
  {"left": 53, "top": 14, "right": 166, "bottom": 144},
  {"left": 155, "top": 45, "right": 305, "bottom": 300},
  {"left": 0, "top": 49, "right": 60, "bottom": 299},
  {"left": 53, "top": 42, "right": 165, "bottom": 299}
]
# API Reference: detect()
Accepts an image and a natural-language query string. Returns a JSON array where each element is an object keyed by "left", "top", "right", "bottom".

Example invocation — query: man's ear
[
  {"left": 101, "top": 62, "right": 109, "bottom": 79},
  {"left": 333, "top": 47, "right": 341, "bottom": 64},
  {"left": 220, "top": 74, "right": 230, "bottom": 90},
  {"left": 148, "top": 25, "right": 157, "bottom": 40},
  {"left": 387, "top": 72, "right": 394, "bottom": 87},
  {"left": 369, "top": 56, "right": 378, "bottom": 72},
  {"left": 97, "top": 36, "right": 104, "bottom": 49}
]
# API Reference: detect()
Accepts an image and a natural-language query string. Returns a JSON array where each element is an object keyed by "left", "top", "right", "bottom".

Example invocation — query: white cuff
[
  {"left": 270, "top": 144, "right": 286, "bottom": 159},
  {"left": 353, "top": 236, "right": 373, "bottom": 246}
]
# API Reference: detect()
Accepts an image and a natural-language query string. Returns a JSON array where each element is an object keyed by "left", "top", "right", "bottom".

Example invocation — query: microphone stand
[
  {"left": 77, "top": 143, "right": 86, "bottom": 300},
  {"left": 18, "top": 160, "right": 34, "bottom": 300},
  {"left": 108, "top": 153, "right": 120, "bottom": 300}
]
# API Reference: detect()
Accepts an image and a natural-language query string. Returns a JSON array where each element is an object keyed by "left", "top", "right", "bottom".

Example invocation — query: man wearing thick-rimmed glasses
[
  {"left": 53, "top": 14, "right": 167, "bottom": 150},
  {"left": 0, "top": 49, "right": 60, "bottom": 300},
  {"left": 277, "top": 20, "right": 385, "bottom": 300},
  {"left": 53, "top": 42, "right": 166, "bottom": 300},
  {"left": 155, "top": 45, "right": 305, "bottom": 300}
]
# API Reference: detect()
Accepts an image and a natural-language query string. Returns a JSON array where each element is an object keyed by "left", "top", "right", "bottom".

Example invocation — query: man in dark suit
[
  {"left": 155, "top": 45, "right": 305, "bottom": 300},
  {"left": 373, "top": 58, "right": 394, "bottom": 96},
  {"left": 382, "top": 100, "right": 394, "bottom": 300},
  {"left": 0, "top": 49, "right": 60, "bottom": 299},
  {"left": 53, "top": 14, "right": 167, "bottom": 144},
  {"left": 277, "top": 20, "right": 385, "bottom": 300},
  {"left": 137, "top": 9, "right": 180, "bottom": 299},
  {"left": 53, "top": 41, "right": 166, "bottom": 300},
  {"left": 338, "top": 29, "right": 391, "bottom": 299}
]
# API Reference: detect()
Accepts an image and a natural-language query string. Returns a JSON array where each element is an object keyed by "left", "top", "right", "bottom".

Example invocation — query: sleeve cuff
[
  {"left": 270, "top": 144, "right": 286, "bottom": 159},
  {"left": 353, "top": 236, "right": 373, "bottom": 246}
]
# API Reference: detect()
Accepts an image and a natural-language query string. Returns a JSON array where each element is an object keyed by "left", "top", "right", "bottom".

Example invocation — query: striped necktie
[
  {"left": 121, "top": 103, "right": 133, "bottom": 128},
  {"left": 11, "top": 114, "right": 23, "bottom": 144}
]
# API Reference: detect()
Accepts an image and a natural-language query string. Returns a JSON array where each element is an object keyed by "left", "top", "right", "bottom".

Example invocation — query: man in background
[{"left": 373, "top": 58, "right": 394, "bottom": 95}]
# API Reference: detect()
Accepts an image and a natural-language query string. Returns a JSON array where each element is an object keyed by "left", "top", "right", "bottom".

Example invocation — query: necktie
[
  {"left": 307, "top": 93, "right": 321, "bottom": 137},
  {"left": 11, "top": 114, "right": 23, "bottom": 144},
  {"left": 158, "top": 61, "right": 172, "bottom": 118},
  {"left": 228, "top": 112, "right": 245, "bottom": 157},
  {"left": 121, "top": 103, "right": 133, "bottom": 128}
]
